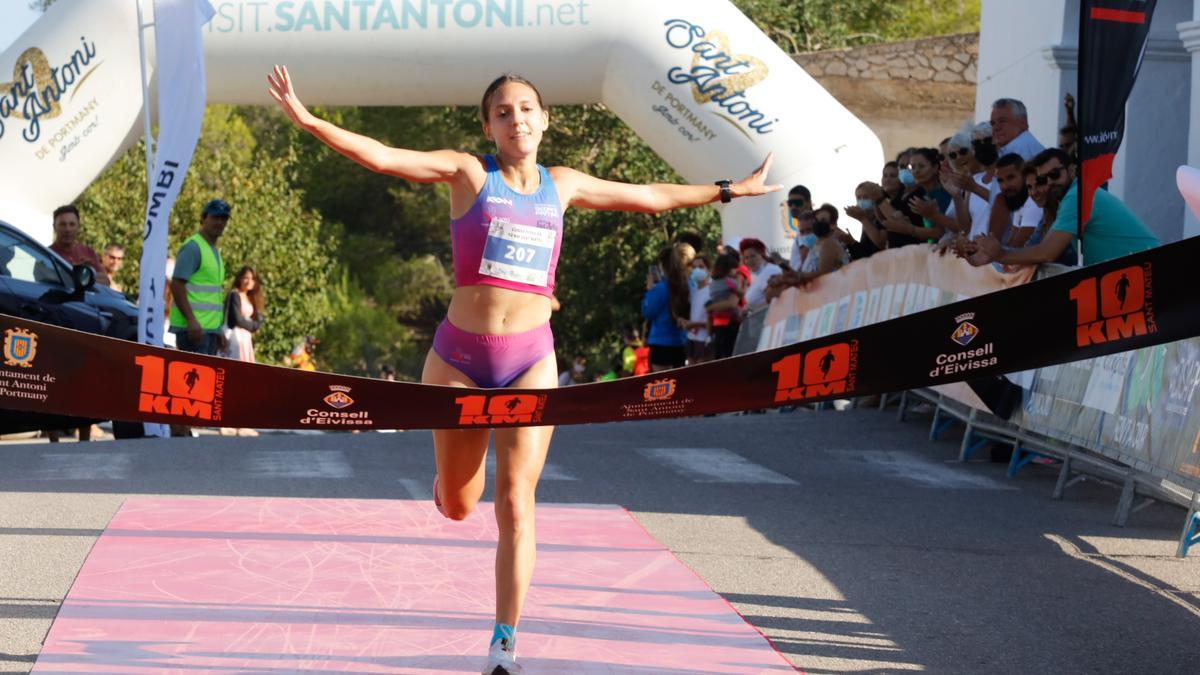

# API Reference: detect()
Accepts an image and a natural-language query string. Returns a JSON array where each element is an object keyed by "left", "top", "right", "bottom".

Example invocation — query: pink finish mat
[{"left": 35, "top": 497, "right": 798, "bottom": 673}]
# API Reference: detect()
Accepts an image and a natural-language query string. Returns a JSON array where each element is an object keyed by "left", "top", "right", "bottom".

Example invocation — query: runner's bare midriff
[{"left": 446, "top": 285, "right": 552, "bottom": 335}]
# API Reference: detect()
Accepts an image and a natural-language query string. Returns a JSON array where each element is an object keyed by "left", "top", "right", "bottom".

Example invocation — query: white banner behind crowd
[{"left": 138, "top": 0, "right": 215, "bottom": 436}]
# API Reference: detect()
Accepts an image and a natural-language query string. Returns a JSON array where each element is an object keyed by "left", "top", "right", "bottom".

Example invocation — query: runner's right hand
[{"left": 267, "top": 65, "right": 316, "bottom": 129}]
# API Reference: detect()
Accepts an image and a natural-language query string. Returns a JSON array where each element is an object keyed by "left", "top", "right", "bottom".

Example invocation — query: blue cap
[{"left": 201, "top": 199, "right": 232, "bottom": 217}]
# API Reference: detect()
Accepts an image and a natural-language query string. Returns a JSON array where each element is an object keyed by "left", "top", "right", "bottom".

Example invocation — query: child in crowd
[
  {"left": 620, "top": 325, "right": 650, "bottom": 377},
  {"left": 705, "top": 252, "right": 744, "bottom": 360}
]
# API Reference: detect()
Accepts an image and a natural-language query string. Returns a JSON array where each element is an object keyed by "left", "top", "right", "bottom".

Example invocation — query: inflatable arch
[{"left": 1, "top": 0, "right": 882, "bottom": 249}]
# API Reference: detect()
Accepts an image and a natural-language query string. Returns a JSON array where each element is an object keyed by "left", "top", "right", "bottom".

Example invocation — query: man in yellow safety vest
[{"left": 169, "top": 199, "right": 230, "bottom": 355}]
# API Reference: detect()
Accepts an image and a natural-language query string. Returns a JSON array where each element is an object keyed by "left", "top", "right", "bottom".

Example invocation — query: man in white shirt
[
  {"left": 738, "top": 237, "right": 782, "bottom": 310},
  {"left": 991, "top": 98, "right": 1045, "bottom": 162},
  {"left": 988, "top": 153, "right": 1043, "bottom": 247}
]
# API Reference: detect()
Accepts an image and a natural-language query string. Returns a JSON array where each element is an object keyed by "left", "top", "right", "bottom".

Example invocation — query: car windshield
[{"left": 0, "top": 229, "right": 68, "bottom": 287}]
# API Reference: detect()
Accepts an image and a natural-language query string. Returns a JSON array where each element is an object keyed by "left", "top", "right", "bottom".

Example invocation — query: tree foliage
[
  {"left": 732, "top": 0, "right": 980, "bottom": 52},
  {"left": 75, "top": 106, "right": 335, "bottom": 364},
  {"left": 320, "top": 270, "right": 424, "bottom": 379}
]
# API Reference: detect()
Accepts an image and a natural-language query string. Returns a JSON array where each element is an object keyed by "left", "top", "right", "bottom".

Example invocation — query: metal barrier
[{"left": 744, "top": 246, "right": 1200, "bottom": 557}]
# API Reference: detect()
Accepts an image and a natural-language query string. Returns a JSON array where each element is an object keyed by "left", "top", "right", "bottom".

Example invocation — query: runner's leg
[
  {"left": 422, "top": 348, "right": 490, "bottom": 520},
  {"left": 491, "top": 351, "right": 557, "bottom": 627}
]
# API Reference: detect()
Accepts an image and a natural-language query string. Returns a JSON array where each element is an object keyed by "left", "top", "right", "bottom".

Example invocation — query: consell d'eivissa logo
[
  {"left": 0, "top": 37, "right": 100, "bottom": 144},
  {"left": 662, "top": 18, "right": 777, "bottom": 136}
]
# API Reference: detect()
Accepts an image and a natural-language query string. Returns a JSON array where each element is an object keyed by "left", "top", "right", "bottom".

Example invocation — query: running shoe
[
  {"left": 432, "top": 475, "right": 446, "bottom": 517},
  {"left": 481, "top": 641, "right": 522, "bottom": 674}
]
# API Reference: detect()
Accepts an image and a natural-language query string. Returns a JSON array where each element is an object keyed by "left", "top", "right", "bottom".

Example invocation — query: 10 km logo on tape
[
  {"left": 1069, "top": 263, "right": 1157, "bottom": 347},
  {"left": 771, "top": 341, "right": 859, "bottom": 403},
  {"left": 135, "top": 355, "right": 225, "bottom": 421}
]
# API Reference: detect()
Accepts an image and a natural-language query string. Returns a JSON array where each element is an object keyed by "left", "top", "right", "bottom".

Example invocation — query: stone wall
[
  {"left": 793, "top": 33, "right": 978, "bottom": 85},
  {"left": 791, "top": 33, "right": 980, "bottom": 160}
]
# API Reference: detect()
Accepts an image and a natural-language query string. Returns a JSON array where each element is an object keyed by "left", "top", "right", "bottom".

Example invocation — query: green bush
[{"left": 318, "top": 270, "right": 423, "bottom": 378}]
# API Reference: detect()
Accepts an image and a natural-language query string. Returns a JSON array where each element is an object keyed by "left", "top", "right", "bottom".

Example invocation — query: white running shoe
[{"left": 481, "top": 640, "right": 522, "bottom": 675}]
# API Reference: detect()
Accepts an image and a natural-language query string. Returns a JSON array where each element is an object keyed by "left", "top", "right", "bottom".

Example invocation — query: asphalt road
[{"left": 1, "top": 406, "right": 1197, "bottom": 674}]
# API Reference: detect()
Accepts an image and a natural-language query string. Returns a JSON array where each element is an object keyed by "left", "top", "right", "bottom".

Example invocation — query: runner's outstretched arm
[
  {"left": 267, "top": 65, "right": 470, "bottom": 184},
  {"left": 551, "top": 153, "right": 782, "bottom": 214}
]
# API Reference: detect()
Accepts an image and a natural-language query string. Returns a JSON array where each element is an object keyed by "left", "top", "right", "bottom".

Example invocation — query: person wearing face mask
[
  {"left": 843, "top": 182, "right": 888, "bottom": 259},
  {"left": 787, "top": 210, "right": 850, "bottom": 284},
  {"left": 789, "top": 210, "right": 818, "bottom": 270},
  {"left": 680, "top": 255, "right": 713, "bottom": 364},
  {"left": 880, "top": 148, "right": 948, "bottom": 247},
  {"left": 785, "top": 184, "right": 813, "bottom": 264},
  {"left": 897, "top": 164, "right": 918, "bottom": 191},
  {"left": 557, "top": 353, "right": 588, "bottom": 386}
]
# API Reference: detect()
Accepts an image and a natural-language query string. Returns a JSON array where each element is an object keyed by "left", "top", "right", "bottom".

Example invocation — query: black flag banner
[
  {"left": 1, "top": 238, "right": 1198, "bottom": 431},
  {"left": 1078, "top": 0, "right": 1158, "bottom": 228}
]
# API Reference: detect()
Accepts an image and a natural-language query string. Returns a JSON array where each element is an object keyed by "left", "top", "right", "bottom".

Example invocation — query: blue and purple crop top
[{"left": 450, "top": 155, "right": 563, "bottom": 298}]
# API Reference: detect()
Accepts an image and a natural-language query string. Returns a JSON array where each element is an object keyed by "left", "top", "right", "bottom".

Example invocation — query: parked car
[{"left": 0, "top": 219, "right": 140, "bottom": 436}]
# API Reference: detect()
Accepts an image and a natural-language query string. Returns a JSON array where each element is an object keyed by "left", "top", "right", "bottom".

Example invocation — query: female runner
[{"left": 267, "top": 65, "right": 779, "bottom": 674}]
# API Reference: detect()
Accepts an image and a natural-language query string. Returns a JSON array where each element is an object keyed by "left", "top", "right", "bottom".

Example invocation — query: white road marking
[
  {"left": 842, "top": 450, "right": 1016, "bottom": 490},
  {"left": 486, "top": 454, "right": 577, "bottom": 481},
  {"left": 33, "top": 453, "right": 132, "bottom": 480},
  {"left": 638, "top": 448, "right": 798, "bottom": 484},
  {"left": 244, "top": 450, "right": 353, "bottom": 478},
  {"left": 397, "top": 478, "right": 431, "bottom": 500}
]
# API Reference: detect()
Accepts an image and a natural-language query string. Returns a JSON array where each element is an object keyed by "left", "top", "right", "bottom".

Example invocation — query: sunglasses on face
[
  {"left": 947, "top": 150, "right": 966, "bottom": 159},
  {"left": 787, "top": 199, "right": 807, "bottom": 207},
  {"left": 1035, "top": 167, "right": 1065, "bottom": 185}
]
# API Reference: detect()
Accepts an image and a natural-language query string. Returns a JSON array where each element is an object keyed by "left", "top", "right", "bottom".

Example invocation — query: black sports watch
[{"left": 714, "top": 179, "right": 733, "bottom": 203}]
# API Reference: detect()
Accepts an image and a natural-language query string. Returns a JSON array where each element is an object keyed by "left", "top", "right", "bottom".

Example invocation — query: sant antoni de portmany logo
[
  {"left": 662, "top": 18, "right": 777, "bottom": 137},
  {"left": 3, "top": 328, "right": 38, "bottom": 367},
  {"left": 643, "top": 378, "right": 677, "bottom": 402},
  {"left": 1, "top": 37, "right": 100, "bottom": 145}
]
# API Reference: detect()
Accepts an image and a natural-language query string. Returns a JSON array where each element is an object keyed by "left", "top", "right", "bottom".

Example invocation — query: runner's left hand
[{"left": 731, "top": 153, "right": 784, "bottom": 199}]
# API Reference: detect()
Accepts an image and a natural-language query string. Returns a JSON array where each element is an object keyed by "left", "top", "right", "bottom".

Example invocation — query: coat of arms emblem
[{"left": 3, "top": 328, "right": 38, "bottom": 367}]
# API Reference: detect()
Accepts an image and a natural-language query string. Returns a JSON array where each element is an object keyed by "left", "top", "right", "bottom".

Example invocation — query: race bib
[{"left": 479, "top": 218, "right": 557, "bottom": 287}]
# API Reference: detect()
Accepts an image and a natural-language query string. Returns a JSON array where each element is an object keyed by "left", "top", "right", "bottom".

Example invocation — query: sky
[{"left": 0, "top": 3, "right": 44, "bottom": 54}]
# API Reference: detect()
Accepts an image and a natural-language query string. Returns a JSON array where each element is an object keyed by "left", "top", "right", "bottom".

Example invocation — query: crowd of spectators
[
  {"left": 763, "top": 94, "right": 1159, "bottom": 301},
  {"left": 565, "top": 94, "right": 1161, "bottom": 385}
]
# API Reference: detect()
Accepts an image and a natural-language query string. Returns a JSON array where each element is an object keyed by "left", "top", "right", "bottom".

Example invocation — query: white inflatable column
[{"left": 601, "top": 0, "right": 882, "bottom": 251}]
